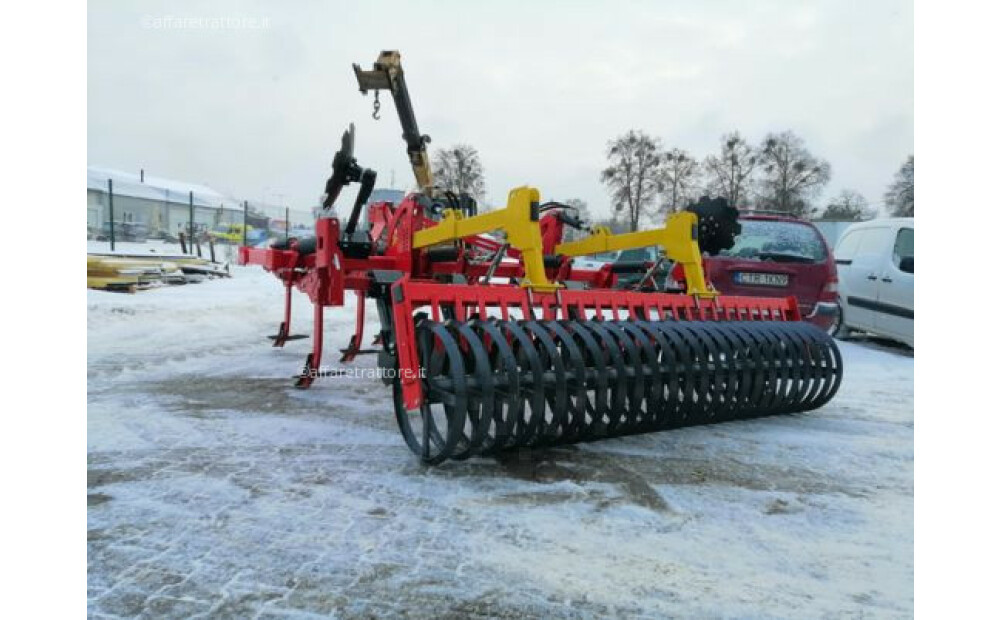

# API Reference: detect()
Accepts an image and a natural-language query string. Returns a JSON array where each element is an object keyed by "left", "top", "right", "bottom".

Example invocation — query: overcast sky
[{"left": 88, "top": 0, "right": 913, "bottom": 218}]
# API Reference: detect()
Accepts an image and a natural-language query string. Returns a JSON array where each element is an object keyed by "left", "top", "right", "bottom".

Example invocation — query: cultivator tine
[
  {"left": 268, "top": 322, "right": 308, "bottom": 347},
  {"left": 338, "top": 336, "right": 378, "bottom": 362},
  {"left": 339, "top": 290, "right": 379, "bottom": 362},
  {"left": 295, "top": 354, "right": 316, "bottom": 389},
  {"left": 269, "top": 283, "right": 308, "bottom": 346}
]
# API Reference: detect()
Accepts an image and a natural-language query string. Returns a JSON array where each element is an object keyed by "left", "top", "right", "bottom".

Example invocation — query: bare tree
[
  {"left": 884, "top": 155, "right": 914, "bottom": 216},
  {"left": 659, "top": 148, "right": 700, "bottom": 214},
  {"left": 818, "top": 189, "right": 875, "bottom": 221},
  {"left": 757, "top": 131, "right": 831, "bottom": 216},
  {"left": 703, "top": 132, "right": 758, "bottom": 210},
  {"left": 432, "top": 144, "right": 486, "bottom": 202},
  {"left": 591, "top": 216, "right": 628, "bottom": 235},
  {"left": 601, "top": 130, "right": 664, "bottom": 232},
  {"left": 559, "top": 198, "right": 592, "bottom": 241}
]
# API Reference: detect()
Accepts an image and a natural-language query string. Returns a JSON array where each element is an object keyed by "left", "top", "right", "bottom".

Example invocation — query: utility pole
[
  {"left": 108, "top": 178, "right": 115, "bottom": 251},
  {"left": 188, "top": 190, "right": 194, "bottom": 254},
  {"left": 243, "top": 200, "right": 248, "bottom": 246}
]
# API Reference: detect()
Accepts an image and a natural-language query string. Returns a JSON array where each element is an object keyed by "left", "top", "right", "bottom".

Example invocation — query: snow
[
  {"left": 88, "top": 166, "right": 243, "bottom": 211},
  {"left": 88, "top": 267, "right": 913, "bottom": 618}
]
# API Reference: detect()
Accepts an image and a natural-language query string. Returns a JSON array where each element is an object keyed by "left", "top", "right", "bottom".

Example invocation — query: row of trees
[
  {"left": 603, "top": 130, "right": 831, "bottom": 230},
  {"left": 602, "top": 129, "right": 914, "bottom": 230},
  {"left": 811, "top": 155, "right": 912, "bottom": 220},
  {"left": 427, "top": 134, "right": 913, "bottom": 233}
]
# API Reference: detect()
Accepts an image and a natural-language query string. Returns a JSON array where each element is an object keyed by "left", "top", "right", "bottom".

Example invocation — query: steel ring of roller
[
  {"left": 780, "top": 322, "right": 820, "bottom": 413},
  {"left": 391, "top": 317, "right": 844, "bottom": 462},
  {"left": 397, "top": 320, "right": 467, "bottom": 463},
  {"left": 564, "top": 321, "right": 610, "bottom": 439},
  {"left": 444, "top": 319, "right": 494, "bottom": 460},
  {"left": 633, "top": 320, "right": 678, "bottom": 428},
  {"left": 543, "top": 321, "right": 591, "bottom": 444},
  {"left": 583, "top": 321, "right": 630, "bottom": 435},
  {"left": 521, "top": 321, "right": 570, "bottom": 445},
  {"left": 468, "top": 318, "right": 521, "bottom": 454},
  {"left": 651, "top": 322, "right": 700, "bottom": 427},
  {"left": 499, "top": 320, "right": 548, "bottom": 447},
  {"left": 617, "top": 321, "right": 662, "bottom": 433}
]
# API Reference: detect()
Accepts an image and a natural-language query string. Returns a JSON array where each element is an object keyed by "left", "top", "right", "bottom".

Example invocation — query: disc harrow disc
[{"left": 393, "top": 318, "right": 843, "bottom": 463}]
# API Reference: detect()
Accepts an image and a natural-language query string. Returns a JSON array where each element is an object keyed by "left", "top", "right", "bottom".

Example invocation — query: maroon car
[{"left": 702, "top": 213, "right": 840, "bottom": 333}]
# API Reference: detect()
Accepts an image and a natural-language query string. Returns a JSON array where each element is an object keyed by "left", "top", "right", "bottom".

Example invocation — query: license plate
[{"left": 734, "top": 272, "right": 789, "bottom": 287}]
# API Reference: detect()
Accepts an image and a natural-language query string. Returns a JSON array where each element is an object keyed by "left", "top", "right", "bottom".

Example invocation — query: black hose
[{"left": 538, "top": 201, "right": 576, "bottom": 213}]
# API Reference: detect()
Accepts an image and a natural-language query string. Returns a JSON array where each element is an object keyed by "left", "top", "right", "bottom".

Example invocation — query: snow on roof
[{"left": 87, "top": 166, "right": 243, "bottom": 211}]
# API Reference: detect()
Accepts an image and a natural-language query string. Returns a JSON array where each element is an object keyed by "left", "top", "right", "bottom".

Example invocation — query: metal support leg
[
  {"left": 270, "top": 281, "right": 308, "bottom": 346},
  {"left": 339, "top": 291, "right": 377, "bottom": 362},
  {"left": 296, "top": 302, "right": 325, "bottom": 389}
]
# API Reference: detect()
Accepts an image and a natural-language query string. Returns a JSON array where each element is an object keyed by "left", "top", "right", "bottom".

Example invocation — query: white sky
[{"left": 88, "top": 0, "right": 913, "bottom": 218}]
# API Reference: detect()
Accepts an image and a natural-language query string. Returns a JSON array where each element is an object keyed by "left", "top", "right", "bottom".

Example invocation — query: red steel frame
[
  {"left": 388, "top": 278, "right": 800, "bottom": 409},
  {"left": 240, "top": 193, "right": 801, "bottom": 395}
]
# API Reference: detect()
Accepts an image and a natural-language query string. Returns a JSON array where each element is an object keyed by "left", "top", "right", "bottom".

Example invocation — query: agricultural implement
[{"left": 240, "top": 51, "right": 842, "bottom": 464}]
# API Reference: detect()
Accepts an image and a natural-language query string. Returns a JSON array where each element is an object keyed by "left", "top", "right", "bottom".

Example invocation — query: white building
[{"left": 87, "top": 166, "right": 313, "bottom": 237}]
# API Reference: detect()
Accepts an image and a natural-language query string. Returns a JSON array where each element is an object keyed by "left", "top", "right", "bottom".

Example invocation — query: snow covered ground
[{"left": 87, "top": 267, "right": 913, "bottom": 619}]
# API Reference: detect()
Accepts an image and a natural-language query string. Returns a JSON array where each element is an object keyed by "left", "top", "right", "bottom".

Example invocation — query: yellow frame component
[
  {"left": 412, "top": 186, "right": 560, "bottom": 292},
  {"left": 555, "top": 212, "right": 718, "bottom": 298}
]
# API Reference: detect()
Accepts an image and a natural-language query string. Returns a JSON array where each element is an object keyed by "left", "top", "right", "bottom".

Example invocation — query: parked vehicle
[
  {"left": 612, "top": 247, "right": 674, "bottom": 289},
  {"left": 703, "top": 214, "right": 840, "bottom": 333},
  {"left": 95, "top": 221, "right": 148, "bottom": 242},
  {"left": 573, "top": 251, "right": 618, "bottom": 272},
  {"left": 573, "top": 248, "right": 676, "bottom": 289},
  {"left": 209, "top": 223, "right": 254, "bottom": 244},
  {"left": 832, "top": 217, "right": 913, "bottom": 347},
  {"left": 147, "top": 230, "right": 179, "bottom": 243}
]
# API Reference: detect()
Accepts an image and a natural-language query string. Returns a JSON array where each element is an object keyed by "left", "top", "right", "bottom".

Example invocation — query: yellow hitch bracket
[
  {"left": 555, "top": 211, "right": 718, "bottom": 298},
  {"left": 412, "top": 186, "right": 560, "bottom": 292}
]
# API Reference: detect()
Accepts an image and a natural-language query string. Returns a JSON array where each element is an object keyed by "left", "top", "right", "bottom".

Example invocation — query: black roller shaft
[{"left": 392, "top": 318, "right": 843, "bottom": 464}]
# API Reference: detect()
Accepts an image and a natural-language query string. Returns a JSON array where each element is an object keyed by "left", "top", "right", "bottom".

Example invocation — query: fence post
[
  {"left": 243, "top": 200, "right": 248, "bottom": 246},
  {"left": 188, "top": 190, "right": 194, "bottom": 254},
  {"left": 108, "top": 178, "right": 115, "bottom": 252}
]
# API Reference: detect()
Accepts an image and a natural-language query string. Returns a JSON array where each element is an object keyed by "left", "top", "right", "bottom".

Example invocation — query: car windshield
[
  {"left": 592, "top": 251, "right": 619, "bottom": 261},
  {"left": 617, "top": 248, "right": 648, "bottom": 261},
  {"left": 719, "top": 219, "right": 827, "bottom": 263}
]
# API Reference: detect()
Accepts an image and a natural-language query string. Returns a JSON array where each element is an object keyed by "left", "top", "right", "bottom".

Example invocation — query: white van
[{"left": 833, "top": 217, "right": 914, "bottom": 347}]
